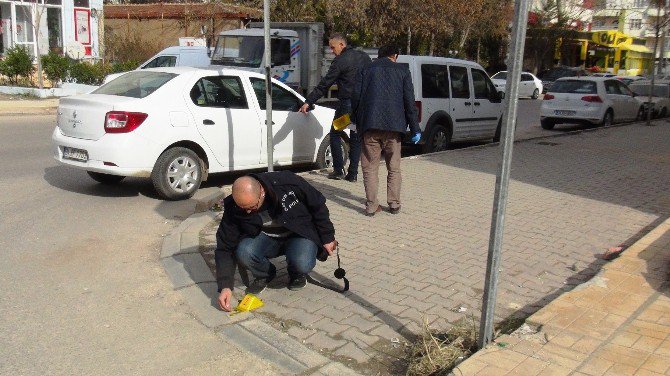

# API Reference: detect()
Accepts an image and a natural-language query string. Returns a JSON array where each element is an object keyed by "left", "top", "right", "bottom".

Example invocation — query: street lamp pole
[{"left": 263, "top": 0, "right": 274, "bottom": 170}]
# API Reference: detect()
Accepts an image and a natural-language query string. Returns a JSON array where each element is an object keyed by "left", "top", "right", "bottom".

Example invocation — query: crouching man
[{"left": 216, "top": 171, "right": 338, "bottom": 312}]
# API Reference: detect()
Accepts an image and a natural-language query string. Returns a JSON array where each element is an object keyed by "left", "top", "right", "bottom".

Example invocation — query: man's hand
[
  {"left": 298, "top": 103, "right": 310, "bottom": 114},
  {"left": 218, "top": 288, "right": 233, "bottom": 312},
  {"left": 323, "top": 240, "right": 337, "bottom": 256}
]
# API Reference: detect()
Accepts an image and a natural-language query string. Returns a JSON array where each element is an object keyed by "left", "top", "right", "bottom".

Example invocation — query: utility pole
[
  {"left": 478, "top": 0, "right": 530, "bottom": 349},
  {"left": 648, "top": 0, "right": 662, "bottom": 126},
  {"left": 263, "top": 0, "right": 274, "bottom": 170}
]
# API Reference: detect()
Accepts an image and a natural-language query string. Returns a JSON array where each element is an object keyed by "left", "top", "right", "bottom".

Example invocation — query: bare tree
[{"left": 20, "top": 3, "right": 47, "bottom": 89}]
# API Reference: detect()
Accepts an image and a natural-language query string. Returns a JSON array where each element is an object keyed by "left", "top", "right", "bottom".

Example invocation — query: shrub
[
  {"left": 41, "top": 52, "right": 71, "bottom": 86},
  {"left": 0, "top": 46, "right": 35, "bottom": 85},
  {"left": 110, "top": 60, "right": 141, "bottom": 74},
  {"left": 67, "top": 60, "right": 110, "bottom": 86}
]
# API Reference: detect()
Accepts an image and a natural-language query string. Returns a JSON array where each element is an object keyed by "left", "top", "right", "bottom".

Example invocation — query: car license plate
[
  {"left": 63, "top": 147, "right": 88, "bottom": 162},
  {"left": 555, "top": 110, "right": 576, "bottom": 116}
]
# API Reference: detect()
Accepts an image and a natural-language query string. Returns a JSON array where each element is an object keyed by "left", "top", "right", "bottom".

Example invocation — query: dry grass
[{"left": 406, "top": 316, "right": 479, "bottom": 376}]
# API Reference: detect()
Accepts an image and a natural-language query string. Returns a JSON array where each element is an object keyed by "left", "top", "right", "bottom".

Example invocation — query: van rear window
[
  {"left": 93, "top": 71, "right": 178, "bottom": 98},
  {"left": 550, "top": 80, "right": 596, "bottom": 94}
]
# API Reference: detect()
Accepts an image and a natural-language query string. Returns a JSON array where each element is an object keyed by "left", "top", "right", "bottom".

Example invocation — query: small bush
[
  {"left": 0, "top": 46, "right": 35, "bottom": 85},
  {"left": 110, "top": 60, "right": 140, "bottom": 74},
  {"left": 41, "top": 52, "right": 71, "bottom": 86},
  {"left": 67, "top": 60, "right": 109, "bottom": 85}
]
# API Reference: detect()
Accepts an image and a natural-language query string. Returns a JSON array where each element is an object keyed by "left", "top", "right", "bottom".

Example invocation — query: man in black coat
[
  {"left": 215, "top": 171, "right": 338, "bottom": 312},
  {"left": 352, "top": 45, "right": 421, "bottom": 216},
  {"left": 299, "top": 33, "right": 371, "bottom": 182}
]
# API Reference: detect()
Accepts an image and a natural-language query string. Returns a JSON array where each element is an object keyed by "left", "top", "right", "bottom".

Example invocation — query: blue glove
[{"left": 411, "top": 132, "right": 421, "bottom": 144}]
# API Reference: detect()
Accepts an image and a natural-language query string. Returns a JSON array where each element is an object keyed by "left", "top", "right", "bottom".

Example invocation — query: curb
[{"left": 160, "top": 190, "right": 362, "bottom": 376}]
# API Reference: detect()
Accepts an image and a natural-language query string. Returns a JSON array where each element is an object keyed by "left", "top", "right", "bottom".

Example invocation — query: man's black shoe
[
  {"left": 389, "top": 206, "right": 401, "bottom": 214},
  {"left": 288, "top": 275, "right": 307, "bottom": 290},
  {"left": 327, "top": 170, "right": 345, "bottom": 180},
  {"left": 344, "top": 174, "right": 357, "bottom": 182},
  {"left": 246, "top": 266, "right": 275, "bottom": 294}
]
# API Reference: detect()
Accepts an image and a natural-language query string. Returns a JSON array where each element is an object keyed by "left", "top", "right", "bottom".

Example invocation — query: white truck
[{"left": 210, "top": 22, "right": 372, "bottom": 102}]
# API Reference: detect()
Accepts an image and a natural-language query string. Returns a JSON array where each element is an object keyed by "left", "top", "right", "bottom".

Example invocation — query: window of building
[
  {"left": 73, "top": 0, "right": 89, "bottom": 8},
  {"left": 47, "top": 7, "right": 63, "bottom": 52},
  {"left": 630, "top": 19, "right": 642, "bottom": 30},
  {"left": 633, "top": 0, "right": 647, "bottom": 7}
]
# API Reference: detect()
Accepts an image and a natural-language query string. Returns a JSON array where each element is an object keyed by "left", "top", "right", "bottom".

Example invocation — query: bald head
[{"left": 232, "top": 176, "right": 264, "bottom": 212}]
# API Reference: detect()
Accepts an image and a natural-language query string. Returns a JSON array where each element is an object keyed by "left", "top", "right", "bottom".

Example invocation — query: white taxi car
[
  {"left": 52, "top": 67, "right": 336, "bottom": 200},
  {"left": 540, "top": 77, "right": 644, "bottom": 130},
  {"left": 491, "top": 71, "right": 543, "bottom": 99}
]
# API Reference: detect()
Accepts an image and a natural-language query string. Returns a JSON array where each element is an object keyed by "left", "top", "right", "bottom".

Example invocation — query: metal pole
[
  {"left": 647, "top": 0, "right": 662, "bottom": 127},
  {"left": 478, "top": 0, "right": 530, "bottom": 349},
  {"left": 264, "top": 0, "right": 274, "bottom": 171}
]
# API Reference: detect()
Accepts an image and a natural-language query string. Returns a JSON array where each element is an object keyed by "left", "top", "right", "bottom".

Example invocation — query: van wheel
[
  {"left": 422, "top": 124, "right": 450, "bottom": 153},
  {"left": 540, "top": 119, "right": 555, "bottom": 130},
  {"left": 87, "top": 171, "right": 125, "bottom": 184},
  {"left": 315, "top": 134, "right": 349, "bottom": 169},
  {"left": 531, "top": 88, "right": 540, "bottom": 99},
  {"left": 151, "top": 147, "right": 202, "bottom": 200}
]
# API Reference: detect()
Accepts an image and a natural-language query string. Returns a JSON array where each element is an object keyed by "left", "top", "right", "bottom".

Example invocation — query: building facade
[{"left": 0, "top": 0, "right": 103, "bottom": 58}]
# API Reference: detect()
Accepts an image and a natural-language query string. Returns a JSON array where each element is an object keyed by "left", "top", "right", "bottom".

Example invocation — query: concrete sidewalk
[
  {"left": 455, "top": 218, "right": 670, "bottom": 375},
  {"left": 170, "top": 121, "right": 670, "bottom": 375}
]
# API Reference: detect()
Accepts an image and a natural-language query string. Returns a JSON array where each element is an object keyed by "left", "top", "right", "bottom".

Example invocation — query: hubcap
[
  {"left": 432, "top": 131, "right": 447, "bottom": 151},
  {"left": 323, "top": 144, "right": 347, "bottom": 168},
  {"left": 167, "top": 155, "right": 199, "bottom": 193}
]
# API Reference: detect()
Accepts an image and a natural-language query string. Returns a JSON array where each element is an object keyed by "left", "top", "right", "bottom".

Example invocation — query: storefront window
[
  {"left": 73, "top": 0, "right": 89, "bottom": 8},
  {"left": 15, "top": 5, "right": 34, "bottom": 44},
  {"left": 47, "top": 7, "right": 62, "bottom": 51},
  {"left": 45, "top": 0, "right": 63, "bottom": 5}
]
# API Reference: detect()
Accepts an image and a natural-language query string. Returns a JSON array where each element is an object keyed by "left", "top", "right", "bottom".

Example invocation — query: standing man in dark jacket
[
  {"left": 299, "top": 33, "right": 371, "bottom": 182},
  {"left": 215, "top": 171, "right": 338, "bottom": 312},
  {"left": 352, "top": 45, "right": 421, "bottom": 216}
]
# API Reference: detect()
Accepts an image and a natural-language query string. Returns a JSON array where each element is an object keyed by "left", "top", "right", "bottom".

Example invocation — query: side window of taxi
[{"left": 190, "top": 76, "right": 248, "bottom": 108}]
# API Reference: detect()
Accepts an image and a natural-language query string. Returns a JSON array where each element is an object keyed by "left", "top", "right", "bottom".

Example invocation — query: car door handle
[
  {"left": 203, "top": 119, "right": 215, "bottom": 125},
  {"left": 464, "top": 102, "right": 472, "bottom": 106},
  {"left": 474, "top": 102, "right": 481, "bottom": 106}
]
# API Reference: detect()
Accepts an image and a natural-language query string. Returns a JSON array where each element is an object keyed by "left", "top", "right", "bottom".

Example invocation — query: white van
[
  {"left": 396, "top": 55, "right": 504, "bottom": 152},
  {"left": 103, "top": 46, "right": 210, "bottom": 84}
]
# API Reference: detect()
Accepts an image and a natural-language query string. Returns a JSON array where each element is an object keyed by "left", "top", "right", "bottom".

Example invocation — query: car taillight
[
  {"left": 104, "top": 111, "right": 148, "bottom": 133},
  {"left": 415, "top": 101, "right": 422, "bottom": 122},
  {"left": 581, "top": 95, "right": 603, "bottom": 103},
  {"left": 543, "top": 94, "right": 555, "bottom": 100}
]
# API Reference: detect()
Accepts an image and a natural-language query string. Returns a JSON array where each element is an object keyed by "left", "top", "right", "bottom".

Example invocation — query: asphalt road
[
  {"left": 0, "top": 99, "right": 556, "bottom": 373},
  {"left": 0, "top": 115, "right": 278, "bottom": 374}
]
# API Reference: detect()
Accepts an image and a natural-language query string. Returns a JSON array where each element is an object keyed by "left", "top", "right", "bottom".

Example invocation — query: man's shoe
[
  {"left": 288, "top": 275, "right": 307, "bottom": 290},
  {"left": 389, "top": 206, "right": 401, "bottom": 214},
  {"left": 246, "top": 266, "right": 276, "bottom": 294},
  {"left": 327, "top": 170, "right": 345, "bottom": 180},
  {"left": 365, "top": 206, "right": 382, "bottom": 217},
  {"left": 344, "top": 173, "right": 357, "bottom": 182}
]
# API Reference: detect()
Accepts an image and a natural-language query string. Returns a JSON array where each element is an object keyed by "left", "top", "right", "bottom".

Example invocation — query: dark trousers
[
  {"left": 236, "top": 233, "right": 318, "bottom": 280},
  {"left": 330, "top": 99, "right": 361, "bottom": 176}
]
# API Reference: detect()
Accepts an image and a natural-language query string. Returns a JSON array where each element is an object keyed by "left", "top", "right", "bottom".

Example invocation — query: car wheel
[
  {"left": 660, "top": 108, "right": 667, "bottom": 118},
  {"left": 637, "top": 107, "right": 646, "bottom": 121},
  {"left": 422, "top": 124, "right": 450, "bottom": 153},
  {"left": 531, "top": 88, "right": 540, "bottom": 99},
  {"left": 315, "top": 134, "right": 349, "bottom": 170},
  {"left": 87, "top": 171, "right": 125, "bottom": 184},
  {"left": 540, "top": 119, "right": 555, "bottom": 130},
  {"left": 151, "top": 147, "right": 202, "bottom": 200},
  {"left": 601, "top": 110, "right": 613, "bottom": 127}
]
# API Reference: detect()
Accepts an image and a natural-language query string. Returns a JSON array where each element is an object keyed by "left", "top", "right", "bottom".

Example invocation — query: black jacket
[
  {"left": 304, "top": 47, "right": 371, "bottom": 105},
  {"left": 215, "top": 171, "right": 335, "bottom": 291},
  {"left": 352, "top": 57, "right": 421, "bottom": 135}
]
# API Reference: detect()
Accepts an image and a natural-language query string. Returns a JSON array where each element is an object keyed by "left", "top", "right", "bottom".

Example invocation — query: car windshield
[
  {"left": 492, "top": 72, "right": 507, "bottom": 80},
  {"left": 629, "top": 84, "right": 670, "bottom": 97},
  {"left": 211, "top": 36, "right": 264, "bottom": 67},
  {"left": 93, "top": 71, "right": 177, "bottom": 98},
  {"left": 550, "top": 80, "right": 597, "bottom": 94},
  {"left": 540, "top": 69, "right": 575, "bottom": 81}
]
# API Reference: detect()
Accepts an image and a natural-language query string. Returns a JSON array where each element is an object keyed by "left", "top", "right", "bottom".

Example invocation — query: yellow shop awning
[{"left": 620, "top": 44, "right": 651, "bottom": 53}]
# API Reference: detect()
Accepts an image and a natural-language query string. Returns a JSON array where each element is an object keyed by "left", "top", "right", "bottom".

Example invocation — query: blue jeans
[
  {"left": 331, "top": 99, "right": 361, "bottom": 176},
  {"left": 236, "top": 233, "right": 318, "bottom": 280}
]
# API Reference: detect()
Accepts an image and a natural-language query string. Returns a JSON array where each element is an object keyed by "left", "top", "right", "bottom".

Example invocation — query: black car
[{"left": 539, "top": 67, "right": 589, "bottom": 93}]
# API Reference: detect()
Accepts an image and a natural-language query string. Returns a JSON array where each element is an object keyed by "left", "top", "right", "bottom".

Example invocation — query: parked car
[
  {"left": 540, "top": 77, "right": 644, "bottom": 130},
  {"left": 538, "top": 66, "right": 588, "bottom": 93},
  {"left": 617, "top": 76, "right": 646, "bottom": 86},
  {"left": 53, "top": 67, "right": 337, "bottom": 200},
  {"left": 396, "top": 55, "right": 503, "bottom": 152},
  {"left": 591, "top": 73, "right": 617, "bottom": 78},
  {"left": 490, "top": 71, "right": 543, "bottom": 99},
  {"left": 629, "top": 80, "right": 670, "bottom": 118},
  {"left": 102, "top": 46, "right": 211, "bottom": 84}
]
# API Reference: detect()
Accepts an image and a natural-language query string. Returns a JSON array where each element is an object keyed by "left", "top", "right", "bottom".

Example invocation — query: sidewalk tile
[
  {"left": 508, "top": 356, "right": 548, "bottom": 376},
  {"left": 541, "top": 363, "right": 572, "bottom": 376},
  {"left": 631, "top": 336, "right": 664, "bottom": 353},
  {"left": 640, "top": 354, "right": 670, "bottom": 374},
  {"left": 578, "top": 356, "right": 613, "bottom": 375},
  {"left": 603, "top": 364, "right": 638, "bottom": 375},
  {"left": 596, "top": 344, "right": 647, "bottom": 368},
  {"left": 571, "top": 335, "right": 602, "bottom": 354},
  {"left": 452, "top": 358, "right": 488, "bottom": 374},
  {"left": 612, "top": 331, "right": 642, "bottom": 348},
  {"left": 652, "top": 339, "right": 670, "bottom": 357}
]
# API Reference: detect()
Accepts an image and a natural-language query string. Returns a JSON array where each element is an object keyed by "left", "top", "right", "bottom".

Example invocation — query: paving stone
[
  {"left": 304, "top": 331, "right": 347, "bottom": 351},
  {"left": 334, "top": 342, "right": 372, "bottom": 364}
]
